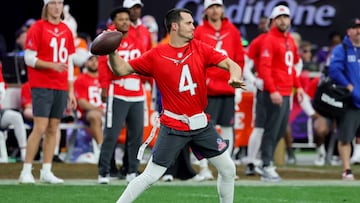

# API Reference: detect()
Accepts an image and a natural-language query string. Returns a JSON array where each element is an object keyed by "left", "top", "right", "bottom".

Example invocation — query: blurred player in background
[
  {"left": 194, "top": 0, "right": 245, "bottom": 180},
  {"left": 97, "top": 7, "right": 145, "bottom": 184},
  {"left": 19, "top": 0, "right": 76, "bottom": 184}
]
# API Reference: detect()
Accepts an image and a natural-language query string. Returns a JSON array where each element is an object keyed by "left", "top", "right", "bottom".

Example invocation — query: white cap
[
  {"left": 63, "top": 5, "right": 78, "bottom": 37},
  {"left": 204, "top": 0, "right": 223, "bottom": 10},
  {"left": 270, "top": 5, "right": 290, "bottom": 19},
  {"left": 123, "top": 0, "right": 143, "bottom": 8},
  {"left": 43, "top": 0, "right": 52, "bottom": 5}
]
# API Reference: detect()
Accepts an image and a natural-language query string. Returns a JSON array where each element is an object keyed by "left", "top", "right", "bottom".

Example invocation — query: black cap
[{"left": 348, "top": 18, "right": 360, "bottom": 29}]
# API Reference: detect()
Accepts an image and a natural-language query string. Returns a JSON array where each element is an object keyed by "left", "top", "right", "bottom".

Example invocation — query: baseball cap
[
  {"left": 204, "top": 0, "right": 223, "bottom": 10},
  {"left": 270, "top": 5, "right": 290, "bottom": 19},
  {"left": 347, "top": 18, "right": 360, "bottom": 29},
  {"left": 123, "top": 0, "right": 143, "bottom": 8}
]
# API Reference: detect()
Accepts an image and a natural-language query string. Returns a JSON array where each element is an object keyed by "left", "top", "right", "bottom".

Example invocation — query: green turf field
[{"left": 1, "top": 182, "right": 360, "bottom": 203}]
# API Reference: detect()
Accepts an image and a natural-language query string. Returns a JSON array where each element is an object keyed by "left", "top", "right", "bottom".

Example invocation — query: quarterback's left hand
[{"left": 228, "top": 78, "right": 246, "bottom": 90}]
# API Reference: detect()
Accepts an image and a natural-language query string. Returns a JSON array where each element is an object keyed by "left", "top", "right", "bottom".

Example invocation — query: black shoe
[
  {"left": 245, "top": 163, "right": 255, "bottom": 176},
  {"left": 52, "top": 155, "right": 64, "bottom": 163}
]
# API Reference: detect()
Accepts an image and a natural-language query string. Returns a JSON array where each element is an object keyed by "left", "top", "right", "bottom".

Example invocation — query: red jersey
[
  {"left": 129, "top": 39, "right": 227, "bottom": 131},
  {"left": 128, "top": 21, "right": 152, "bottom": 53},
  {"left": 20, "top": 82, "right": 32, "bottom": 109},
  {"left": 194, "top": 18, "right": 244, "bottom": 96},
  {"left": 74, "top": 73, "right": 104, "bottom": 118},
  {"left": 258, "top": 27, "right": 301, "bottom": 96},
  {"left": 25, "top": 19, "right": 75, "bottom": 90},
  {"left": 128, "top": 22, "right": 154, "bottom": 86},
  {"left": 247, "top": 33, "right": 267, "bottom": 72},
  {"left": 0, "top": 65, "right": 6, "bottom": 104},
  {"left": 98, "top": 34, "right": 144, "bottom": 101}
]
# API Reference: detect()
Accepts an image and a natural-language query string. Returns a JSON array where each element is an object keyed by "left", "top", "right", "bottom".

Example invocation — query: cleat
[
  {"left": 98, "top": 175, "right": 110, "bottom": 184},
  {"left": 260, "top": 166, "right": 282, "bottom": 182},
  {"left": 199, "top": 167, "right": 214, "bottom": 180},
  {"left": 40, "top": 170, "right": 64, "bottom": 184},
  {"left": 245, "top": 163, "right": 255, "bottom": 176},
  {"left": 161, "top": 174, "right": 174, "bottom": 182},
  {"left": 19, "top": 172, "right": 35, "bottom": 184}
]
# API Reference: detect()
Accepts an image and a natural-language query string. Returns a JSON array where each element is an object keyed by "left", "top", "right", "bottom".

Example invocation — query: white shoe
[
  {"left": 161, "top": 174, "right": 174, "bottom": 182},
  {"left": 314, "top": 153, "right": 325, "bottom": 166},
  {"left": 254, "top": 165, "right": 264, "bottom": 176},
  {"left": 260, "top": 166, "right": 281, "bottom": 182},
  {"left": 342, "top": 171, "right": 355, "bottom": 181},
  {"left": 330, "top": 156, "right": 341, "bottom": 166},
  {"left": 199, "top": 168, "right": 214, "bottom": 180},
  {"left": 350, "top": 153, "right": 360, "bottom": 164},
  {"left": 189, "top": 174, "right": 205, "bottom": 182},
  {"left": 40, "top": 170, "right": 64, "bottom": 184},
  {"left": 19, "top": 172, "right": 35, "bottom": 184},
  {"left": 199, "top": 167, "right": 214, "bottom": 180},
  {"left": 126, "top": 173, "right": 137, "bottom": 183},
  {"left": 98, "top": 175, "right": 110, "bottom": 184}
]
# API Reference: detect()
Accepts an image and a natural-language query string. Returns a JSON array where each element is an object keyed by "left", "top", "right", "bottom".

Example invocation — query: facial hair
[{"left": 87, "top": 67, "right": 98, "bottom": 73}]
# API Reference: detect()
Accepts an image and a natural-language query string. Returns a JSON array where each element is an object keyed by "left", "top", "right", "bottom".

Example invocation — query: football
[{"left": 90, "top": 31, "right": 123, "bottom": 55}]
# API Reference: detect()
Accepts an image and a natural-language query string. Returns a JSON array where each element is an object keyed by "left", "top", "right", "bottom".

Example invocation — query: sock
[
  {"left": 317, "top": 144, "right": 325, "bottom": 155},
  {"left": 220, "top": 126, "right": 234, "bottom": 156},
  {"left": 116, "top": 158, "right": 166, "bottom": 203},
  {"left": 0, "top": 132, "right": 7, "bottom": 161},
  {"left": 199, "top": 158, "right": 208, "bottom": 169},
  {"left": 246, "top": 128, "right": 264, "bottom": 163},
  {"left": 209, "top": 152, "right": 235, "bottom": 203},
  {"left": 20, "top": 148, "right": 26, "bottom": 161},
  {"left": 42, "top": 163, "right": 52, "bottom": 172},
  {"left": 54, "top": 145, "right": 59, "bottom": 156},
  {"left": 22, "top": 163, "right": 32, "bottom": 173}
]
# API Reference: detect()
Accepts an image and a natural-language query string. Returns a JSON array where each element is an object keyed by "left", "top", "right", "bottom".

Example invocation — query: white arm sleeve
[
  {"left": 300, "top": 93, "right": 316, "bottom": 117},
  {"left": 295, "top": 59, "right": 303, "bottom": 77},
  {"left": 0, "top": 82, "right": 6, "bottom": 103},
  {"left": 68, "top": 54, "right": 75, "bottom": 81},
  {"left": 24, "top": 49, "right": 38, "bottom": 68},
  {"left": 243, "top": 57, "right": 256, "bottom": 84}
]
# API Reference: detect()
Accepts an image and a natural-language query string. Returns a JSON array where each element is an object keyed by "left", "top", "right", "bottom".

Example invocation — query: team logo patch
[{"left": 217, "top": 138, "right": 227, "bottom": 151}]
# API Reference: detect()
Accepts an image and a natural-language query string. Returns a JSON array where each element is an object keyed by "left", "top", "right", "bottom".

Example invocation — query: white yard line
[{"left": 2, "top": 179, "right": 360, "bottom": 186}]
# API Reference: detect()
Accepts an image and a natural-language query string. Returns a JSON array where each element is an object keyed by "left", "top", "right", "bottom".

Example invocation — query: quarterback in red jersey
[
  {"left": 193, "top": 0, "right": 245, "bottom": 180},
  {"left": 109, "top": 8, "right": 244, "bottom": 203},
  {"left": 97, "top": 7, "right": 145, "bottom": 185},
  {"left": 257, "top": 5, "right": 305, "bottom": 182},
  {"left": 19, "top": 0, "right": 76, "bottom": 184}
]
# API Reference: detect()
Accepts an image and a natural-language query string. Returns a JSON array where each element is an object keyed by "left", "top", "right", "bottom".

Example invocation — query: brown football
[{"left": 90, "top": 31, "right": 123, "bottom": 55}]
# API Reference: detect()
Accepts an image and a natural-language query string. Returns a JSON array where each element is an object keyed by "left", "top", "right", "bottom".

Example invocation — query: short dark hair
[
  {"left": 164, "top": 8, "right": 192, "bottom": 33},
  {"left": 110, "top": 7, "right": 130, "bottom": 21}
]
